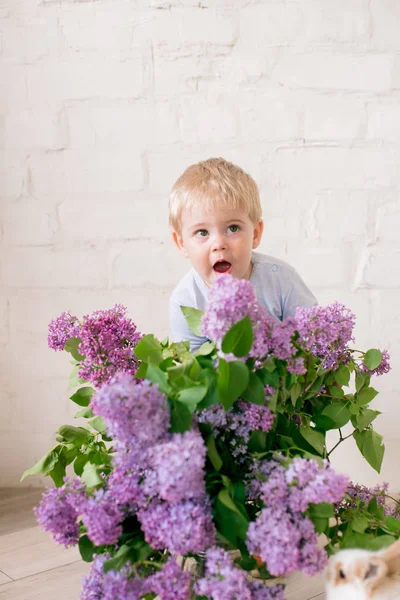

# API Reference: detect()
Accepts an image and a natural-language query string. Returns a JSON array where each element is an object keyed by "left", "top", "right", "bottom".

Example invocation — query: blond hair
[{"left": 169, "top": 157, "right": 262, "bottom": 232}]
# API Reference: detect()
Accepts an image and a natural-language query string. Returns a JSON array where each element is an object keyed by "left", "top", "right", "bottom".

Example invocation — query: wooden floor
[{"left": 0, "top": 488, "right": 326, "bottom": 599}]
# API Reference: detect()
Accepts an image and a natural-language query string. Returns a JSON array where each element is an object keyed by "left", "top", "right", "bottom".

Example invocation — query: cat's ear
[
  {"left": 356, "top": 555, "right": 388, "bottom": 591},
  {"left": 380, "top": 539, "right": 400, "bottom": 576}
]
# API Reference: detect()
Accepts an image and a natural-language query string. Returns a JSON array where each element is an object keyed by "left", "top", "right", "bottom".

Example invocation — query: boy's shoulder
[
  {"left": 251, "top": 251, "right": 298, "bottom": 276},
  {"left": 169, "top": 268, "right": 208, "bottom": 311}
]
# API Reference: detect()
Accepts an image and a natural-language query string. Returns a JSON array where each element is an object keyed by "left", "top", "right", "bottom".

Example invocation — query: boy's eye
[
  {"left": 228, "top": 224, "right": 240, "bottom": 233},
  {"left": 195, "top": 229, "right": 208, "bottom": 237}
]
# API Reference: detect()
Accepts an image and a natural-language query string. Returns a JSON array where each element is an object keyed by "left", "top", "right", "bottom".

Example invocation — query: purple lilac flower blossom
[
  {"left": 142, "top": 558, "right": 191, "bottom": 600},
  {"left": 107, "top": 451, "right": 145, "bottom": 508},
  {"left": 287, "top": 356, "right": 307, "bottom": 375},
  {"left": 270, "top": 317, "right": 297, "bottom": 360},
  {"left": 144, "top": 430, "right": 207, "bottom": 504},
  {"left": 201, "top": 275, "right": 275, "bottom": 359},
  {"left": 34, "top": 478, "right": 86, "bottom": 547},
  {"left": 102, "top": 564, "right": 143, "bottom": 600},
  {"left": 138, "top": 498, "right": 215, "bottom": 555},
  {"left": 81, "top": 553, "right": 108, "bottom": 600},
  {"left": 238, "top": 400, "right": 275, "bottom": 433},
  {"left": 361, "top": 349, "right": 391, "bottom": 377},
  {"left": 78, "top": 304, "right": 142, "bottom": 387},
  {"left": 249, "top": 579, "right": 285, "bottom": 600},
  {"left": 91, "top": 375, "right": 170, "bottom": 450},
  {"left": 48, "top": 311, "right": 81, "bottom": 351},
  {"left": 338, "top": 482, "right": 400, "bottom": 516},
  {"left": 246, "top": 458, "right": 347, "bottom": 576},
  {"left": 295, "top": 302, "right": 356, "bottom": 370},
  {"left": 195, "top": 547, "right": 253, "bottom": 600},
  {"left": 81, "top": 489, "right": 123, "bottom": 546}
]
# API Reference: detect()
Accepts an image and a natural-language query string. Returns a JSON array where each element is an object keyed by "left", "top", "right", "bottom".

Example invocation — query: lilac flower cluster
[
  {"left": 81, "top": 488, "right": 124, "bottom": 546},
  {"left": 34, "top": 478, "right": 86, "bottom": 547},
  {"left": 201, "top": 274, "right": 275, "bottom": 359},
  {"left": 195, "top": 547, "right": 285, "bottom": 600},
  {"left": 78, "top": 304, "right": 142, "bottom": 387},
  {"left": 338, "top": 482, "right": 400, "bottom": 517},
  {"left": 138, "top": 498, "right": 215, "bottom": 555},
  {"left": 295, "top": 302, "right": 356, "bottom": 370},
  {"left": 47, "top": 311, "right": 81, "bottom": 351},
  {"left": 246, "top": 458, "right": 348, "bottom": 576},
  {"left": 142, "top": 557, "right": 191, "bottom": 600},
  {"left": 144, "top": 430, "right": 207, "bottom": 503},
  {"left": 81, "top": 556, "right": 191, "bottom": 600},
  {"left": 91, "top": 375, "right": 215, "bottom": 555},
  {"left": 91, "top": 375, "right": 170, "bottom": 450},
  {"left": 198, "top": 397, "right": 275, "bottom": 458},
  {"left": 361, "top": 349, "right": 391, "bottom": 377}
]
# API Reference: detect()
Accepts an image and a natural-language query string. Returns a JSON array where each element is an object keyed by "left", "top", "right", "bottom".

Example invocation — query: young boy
[{"left": 169, "top": 157, "right": 317, "bottom": 351}]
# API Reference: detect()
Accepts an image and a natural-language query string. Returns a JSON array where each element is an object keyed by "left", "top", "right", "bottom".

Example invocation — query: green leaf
[
  {"left": 221, "top": 316, "right": 254, "bottom": 358},
  {"left": 88, "top": 416, "right": 107, "bottom": 433},
  {"left": 79, "top": 535, "right": 95, "bottom": 563},
  {"left": 241, "top": 372, "right": 265, "bottom": 406},
  {"left": 328, "top": 386, "right": 345, "bottom": 399},
  {"left": 218, "top": 489, "right": 247, "bottom": 520},
  {"left": 103, "top": 545, "right": 131, "bottom": 573},
  {"left": 145, "top": 364, "right": 171, "bottom": 395},
  {"left": 333, "top": 365, "right": 350, "bottom": 386},
  {"left": 354, "top": 429, "right": 385, "bottom": 473},
  {"left": 20, "top": 448, "right": 59, "bottom": 481},
  {"left": 290, "top": 382, "right": 302, "bottom": 407},
  {"left": 74, "top": 454, "right": 89, "bottom": 476},
  {"left": 57, "top": 425, "right": 92, "bottom": 447},
  {"left": 64, "top": 337, "right": 84, "bottom": 361},
  {"left": 341, "top": 531, "right": 394, "bottom": 551},
  {"left": 356, "top": 387, "right": 379, "bottom": 406},
  {"left": 74, "top": 407, "right": 94, "bottom": 419},
  {"left": 355, "top": 373, "right": 367, "bottom": 393},
  {"left": 355, "top": 408, "right": 380, "bottom": 431},
  {"left": 48, "top": 454, "right": 67, "bottom": 487},
  {"left": 217, "top": 359, "right": 249, "bottom": 411},
  {"left": 176, "top": 385, "right": 207, "bottom": 413},
  {"left": 384, "top": 516, "right": 400, "bottom": 534},
  {"left": 68, "top": 364, "right": 87, "bottom": 391},
  {"left": 170, "top": 400, "right": 192, "bottom": 433},
  {"left": 180, "top": 306, "right": 204, "bottom": 337},
  {"left": 195, "top": 341, "right": 216, "bottom": 356},
  {"left": 81, "top": 461, "right": 103, "bottom": 487},
  {"left": 308, "top": 502, "right": 334, "bottom": 519},
  {"left": 364, "top": 349, "right": 383, "bottom": 371},
  {"left": 318, "top": 402, "right": 351, "bottom": 429},
  {"left": 351, "top": 515, "right": 369, "bottom": 534},
  {"left": 134, "top": 334, "right": 162, "bottom": 364},
  {"left": 299, "top": 424, "right": 325, "bottom": 455},
  {"left": 135, "top": 362, "right": 147, "bottom": 379},
  {"left": 206, "top": 435, "right": 223, "bottom": 471},
  {"left": 70, "top": 386, "right": 95, "bottom": 407}
]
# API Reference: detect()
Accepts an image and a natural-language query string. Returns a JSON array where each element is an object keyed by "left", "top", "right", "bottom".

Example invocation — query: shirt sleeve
[
  {"left": 281, "top": 267, "right": 318, "bottom": 319},
  {"left": 169, "top": 297, "right": 208, "bottom": 353}
]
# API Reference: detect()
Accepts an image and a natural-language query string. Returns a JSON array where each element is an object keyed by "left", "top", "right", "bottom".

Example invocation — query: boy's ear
[
  {"left": 172, "top": 231, "right": 189, "bottom": 258},
  {"left": 252, "top": 220, "right": 264, "bottom": 249}
]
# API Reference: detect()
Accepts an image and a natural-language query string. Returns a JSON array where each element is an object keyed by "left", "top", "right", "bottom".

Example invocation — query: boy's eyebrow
[{"left": 189, "top": 218, "right": 247, "bottom": 230}]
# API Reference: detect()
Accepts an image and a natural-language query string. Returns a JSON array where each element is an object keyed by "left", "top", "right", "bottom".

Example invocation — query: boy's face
[{"left": 172, "top": 205, "right": 264, "bottom": 286}]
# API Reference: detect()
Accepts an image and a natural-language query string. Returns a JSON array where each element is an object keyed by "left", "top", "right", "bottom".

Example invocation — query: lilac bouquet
[{"left": 22, "top": 276, "right": 398, "bottom": 599}]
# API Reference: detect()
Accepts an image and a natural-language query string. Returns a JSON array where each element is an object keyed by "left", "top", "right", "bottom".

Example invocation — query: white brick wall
[{"left": 1, "top": 0, "right": 399, "bottom": 489}]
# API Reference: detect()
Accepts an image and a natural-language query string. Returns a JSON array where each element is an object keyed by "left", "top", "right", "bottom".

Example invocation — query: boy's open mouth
[{"left": 213, "top": 260, "right": 232, "bottom": 274}]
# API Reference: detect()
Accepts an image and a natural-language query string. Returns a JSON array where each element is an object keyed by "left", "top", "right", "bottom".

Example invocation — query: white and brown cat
[{"left": 326, "top": 540, "right": 400, "bottom": 600}]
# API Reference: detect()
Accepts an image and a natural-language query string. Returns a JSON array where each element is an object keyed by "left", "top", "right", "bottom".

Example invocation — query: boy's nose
[{"left": 211, "top": 234, "right": 227, "bottom": 251}]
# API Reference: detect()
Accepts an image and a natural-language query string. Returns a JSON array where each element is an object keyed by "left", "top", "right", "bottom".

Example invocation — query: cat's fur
[{"left": 326, "top": 540, "right": 400, "bottom": 600}]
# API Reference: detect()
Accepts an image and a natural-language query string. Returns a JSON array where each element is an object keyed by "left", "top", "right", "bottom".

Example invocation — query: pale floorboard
[{"left": 0, "top": 488, "right": 326, "bottom": 599}]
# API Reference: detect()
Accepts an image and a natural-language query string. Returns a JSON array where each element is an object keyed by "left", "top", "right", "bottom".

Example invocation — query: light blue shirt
[{"left": 169, "top": 251, "right": 317, "bottom": 352}]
